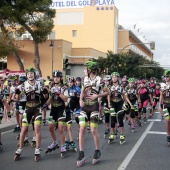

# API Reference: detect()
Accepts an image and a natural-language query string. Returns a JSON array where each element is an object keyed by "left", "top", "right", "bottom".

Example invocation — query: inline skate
[
  {"left": 14, "top": 148, "right": 23, "bottom": 161},
  {"left": 31, "top": 137, "right": 36, "bottom": 147},
  {"left": 120, "top": 134, "right": 126, "bottom": 145},
  {"left": 104, "top": 128, "right": 110, "bottom": 138},
  {"left": 92, "top": 150, "right": 101, "bottom": 165},
  {"left": 143, "top": 117, "right": 147, "bottom": 124},
  {"left": 34, "top": 148, "right": 41, "bottom": 162},
  {"left": 69, "top": 141, "right": 77, "bottom": 152},
  {"left": 131, "top": 125, "right": 135, "bottom": 133},
  {"left": 108, "top": 134, "right": 115, "bottom": 144},
  {"left": 64, "top": 141, "right": 70, "bottom": 151},
  {"left": 77, "top": 151, "right": 86, "bottom": 166},
  {"left": 60, "top": 146, "right": 67, "bottom": 158},
  {"left": 137, "top": 120, "right": 143, "bottom": 126},
  {"left": 13, "top": 126, "right": 21, "bottom": 133},
  {"left": 45, "top": 141, "right": 60, "bottom": 154}
]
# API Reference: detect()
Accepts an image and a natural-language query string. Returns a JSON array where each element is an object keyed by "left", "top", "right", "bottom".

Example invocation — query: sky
[{"left": 114, "top": 0, "right": 170, "bottom": 66}]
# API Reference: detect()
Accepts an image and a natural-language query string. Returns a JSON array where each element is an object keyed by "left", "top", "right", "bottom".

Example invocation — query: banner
[{"left": 51, "top": 0, "right": 115, "bottom": 9}]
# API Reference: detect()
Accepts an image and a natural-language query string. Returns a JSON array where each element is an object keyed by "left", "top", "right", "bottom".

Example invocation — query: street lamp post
[{"left": 49, "top": 41, "right": 54, "bottom": 77}]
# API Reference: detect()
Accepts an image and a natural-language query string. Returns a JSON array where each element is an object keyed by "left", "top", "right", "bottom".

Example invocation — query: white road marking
[
  {"left": 117, "top": 122, "right": 154, "bottom": 170},
  {"left": 1, "top": 129, "right": 13, "bottom": 135},
  {"left": 147, "top": 119, "right": 162, "bottom": 122},
  {"left": 148, "top": 131, "right": 167, "bottom": 135}
]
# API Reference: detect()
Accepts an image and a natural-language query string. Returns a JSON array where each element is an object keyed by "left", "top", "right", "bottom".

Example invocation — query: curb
[{"left": 0, "top": 124, "right": 17, "bottom": 133}]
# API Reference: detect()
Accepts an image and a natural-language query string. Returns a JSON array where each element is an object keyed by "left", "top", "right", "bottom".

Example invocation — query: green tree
[{"left": 0, "top": 0, "right": 55, "bottom": 76}]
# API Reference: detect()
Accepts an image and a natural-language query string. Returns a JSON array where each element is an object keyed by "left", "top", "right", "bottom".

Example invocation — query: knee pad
[
  {"left": 90, "top": 111, "right": 99, "bottom": 128},
  {"left": 143, "top": 107, "right": 146, "bottom": 113},
  {"left": 34, "top": 115, "right": 42, "bottom": 125},
  {"left": 78, "top": 111, "right": 88, "bottom": 127},
  {"left": 105, "top": 113, "right": 110, "bottom": 123},
  {"left": 75, "top": 117, "right": 79, "bottom": 124},
  {"left": 117, "top": 110, "right": 125, "bottom": 127}
]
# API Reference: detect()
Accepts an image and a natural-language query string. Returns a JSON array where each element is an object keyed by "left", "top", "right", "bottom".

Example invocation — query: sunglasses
[{"left": 164, "top": 76, "right": 170, "bottom": 78}]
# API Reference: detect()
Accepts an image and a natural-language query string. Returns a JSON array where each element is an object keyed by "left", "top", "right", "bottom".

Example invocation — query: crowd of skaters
[{"left": 0, "top": 61, "right": 170, "bottom": 166}]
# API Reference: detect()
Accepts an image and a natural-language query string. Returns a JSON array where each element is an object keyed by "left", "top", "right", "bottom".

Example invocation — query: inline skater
[
  {"left": 102, "top": 75, "right": 111, "bottom": 138},
  {"left": 137, "top": 79, "right": 152, "bottom": 124},
  {"left": 77, "top": 61, "right": 109, "bottom": 166},
  {"left": 125, "top": 78, "right": 140, "bottom": 132},
  {"left": 43, "top": 70, "right": 68, "bottom": 158},
  {"left": 148, "top": 77, "right": 156, "bottom": 117},
  {"left": 108, "top": 72, "right": 132, "bottom": 145},
  {"left": 14, "top": 67, "right": 43, "bottom": 161},
  {"left": 159, "top": 70, "right": 170, "bottom": 145}
]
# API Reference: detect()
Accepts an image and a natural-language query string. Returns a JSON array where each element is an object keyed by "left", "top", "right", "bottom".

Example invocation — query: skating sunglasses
[{"left": 164, "top": 76, "right": 170, "bottom": 78}]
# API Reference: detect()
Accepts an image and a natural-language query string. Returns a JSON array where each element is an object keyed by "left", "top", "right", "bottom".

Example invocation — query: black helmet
[
  {"left": 53, "top": 70, "right": 63, "bottom": 77},
  {"left": 76, "top": 77, "right": 81, "bottom": 81}
]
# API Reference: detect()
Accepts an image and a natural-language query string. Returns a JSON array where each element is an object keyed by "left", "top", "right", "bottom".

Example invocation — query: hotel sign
[{"left": 50, "top": 0, "right": 115, "bottom": 8}]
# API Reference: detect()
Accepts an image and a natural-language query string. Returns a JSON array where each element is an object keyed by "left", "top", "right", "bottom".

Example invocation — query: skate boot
[
  {"left": 69, "top": 141, "right": 77, "bottom": 152},
  {"left": 87, "top": 124, "right": 90, "bottom": 133},
  {"left": 24, "top": 136, "right": 29, "bottom": 145},
  {"left": 64, "top": 141, "right": 70, "bottom": 151},
  {"left": 60, "top": 146, "right": 67, "bottom": 158},
  {"left": 34, "top": 148, "right": 41, "bottom": 162},
  {"left": 45, "top": 141, "right": 60, "bottom": 154},
  {"left": 14, "top": 147, "right": 23, "bottom": 161},
  {"left": 108, "top": 134, "right": 115, "bottom": 144},
  {"left": 143, "top": 117, "right": 147, "bottom": 124},
  {"left": 0, "top": 141, "right": 3, "bottom": 151},
  {"left": 98, "top": 118, "right": 103, "bottom": 124},
  {"left": 13, "top": 126, "right": 20, "bottom": 133},
  {"left": 131, "top": 125, "right": 135, "bottom": 133},
  {"left": 77, "top": 151, "right": 86, "bottom": 166},
  {"left": 120, "top": 134, "right": 126, "bottom": 145},
  {"left": 137, "top": 120, "right": 143, "bottom": 126},
  {"left": 42, "top": 119, "right": 46, "bottom": 126},
  {"left": 92, "top": 150, "right": 101, "bottom": 165},
  {"left": 104, "top": 128, "right": 110, "bottom": 138},
  {"left": 31, "top": 137, "right": 36, "bottom": 147},
  {"left": 167, "top": 136, "right": 170, "bottom": 146}
]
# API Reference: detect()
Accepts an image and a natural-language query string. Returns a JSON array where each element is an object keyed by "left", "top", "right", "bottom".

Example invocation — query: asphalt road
[{"left": 0, "top": 111, "right": 169, "bottom": 170}]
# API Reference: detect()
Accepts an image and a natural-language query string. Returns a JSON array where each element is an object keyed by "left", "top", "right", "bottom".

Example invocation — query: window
[{"left": 72, "top": 30, "right": 77, "bottom": 37}]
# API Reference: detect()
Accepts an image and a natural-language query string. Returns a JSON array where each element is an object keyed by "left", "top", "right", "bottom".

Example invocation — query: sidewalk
[{"left": 0, "top": 116, "right": 17, "bottom": 132}]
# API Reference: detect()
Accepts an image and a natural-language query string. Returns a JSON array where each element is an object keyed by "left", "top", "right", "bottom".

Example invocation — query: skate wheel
[
  {"left": 14, "top": 155, "right": 20, "bottom": 161},
  {"left": 73, "top": 148, "right": 77, "bottom": 152},
  {"left": 77, "top": 160, "right": 85, "bottom": 167},
  {"left": 92, "top": 159, "right": 99, "bottom": 165},
  {"left": 132, "top": 130, "right": 134, "bottom": 133},
  {"left": 35, "top": 156, "right": 41, "bottom": 162},
  {"left": 108, "top": 140, "right": 112, "bottom": 144},
  {"left": 61, "top": 153, "right": 67, "bottom": 159}
]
